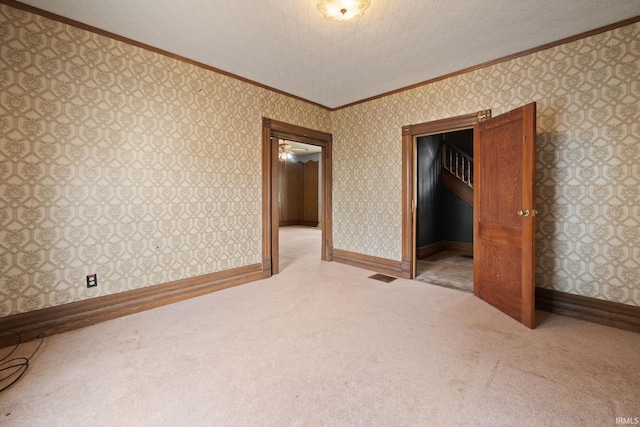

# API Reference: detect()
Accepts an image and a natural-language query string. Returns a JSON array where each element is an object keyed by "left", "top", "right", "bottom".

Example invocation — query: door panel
[
  {"left": 474, "top": 103, "right": 536, "bottom": 328},
  {"left": 475, "top": 241, "right": 522, "bottom": 319}
]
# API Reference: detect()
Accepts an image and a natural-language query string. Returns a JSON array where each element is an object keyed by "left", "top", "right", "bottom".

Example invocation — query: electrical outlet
[{"left": 86, "top": 274, "right": 97, "bottom": 288}]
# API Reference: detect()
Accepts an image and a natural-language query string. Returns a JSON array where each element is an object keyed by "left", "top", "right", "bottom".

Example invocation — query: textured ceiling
[{"left": 15, "top": 0, "right": 640, "bottom": 109}]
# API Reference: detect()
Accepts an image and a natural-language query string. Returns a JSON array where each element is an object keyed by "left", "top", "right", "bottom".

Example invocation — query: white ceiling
[
  {"left": 16, "top": 0, "right": 640, "bottom": 109},
  {"left": 286, "top": 141, "right": 322, "bottom": 155}
]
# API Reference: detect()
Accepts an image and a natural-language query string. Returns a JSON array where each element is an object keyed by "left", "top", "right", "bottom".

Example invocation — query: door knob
[{"left": 517, "top": 209, "right": 530, "bottom": 217}]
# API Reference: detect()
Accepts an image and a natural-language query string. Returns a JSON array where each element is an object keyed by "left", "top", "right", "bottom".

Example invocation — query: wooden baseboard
[
  {"left": 417, "top": 241, "right": 473, "bottom": 259},
  {"left": 279, "top": 220, "right": 300, "bottom": 226},
  {"left": 262, "top": 257, "right": 272, "bottom": 279},
  {"left": 5, "top": 263, "right": 635, "bottom": 349},
  {"left": 446, "top": 241, "right": 473, "bottom": 257},
  {"left": 333, "top": 249, "right": 408, "bottom": 279},
  {"left": 417, "top": 242, "right": 446, "bottom": 259},
  {"left": 280, "top": 220, "right": 320, "bottom": 227},
  {"left": 0, "top": 263, "right": 263, "bottom": 348},
  {"left": 300, "top": 220, "right": 319, "bottom": 227},
  {"left": 535, "top": 287, "right": 640, "bottom": 333}
]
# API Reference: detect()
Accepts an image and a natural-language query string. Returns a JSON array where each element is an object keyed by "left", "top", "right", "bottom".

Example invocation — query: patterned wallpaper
[
  {"left": 1, "top": 3, "right": 638, "bottom": 316},
  {"left": 0, "top": 4, "right": 330, "bottom": 316},
  {"left": 332, "top": 23, "right": 640, "bottom": 306}
]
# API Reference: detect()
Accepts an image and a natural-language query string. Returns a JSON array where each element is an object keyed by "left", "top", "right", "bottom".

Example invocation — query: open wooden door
[{"left": 473, "top": 103, "right": 536, "bottom": 328}]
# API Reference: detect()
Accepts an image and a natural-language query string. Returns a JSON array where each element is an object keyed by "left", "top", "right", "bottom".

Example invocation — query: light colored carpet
[{"left": 2, "top": 226, "right": 640, "bottom": 426}]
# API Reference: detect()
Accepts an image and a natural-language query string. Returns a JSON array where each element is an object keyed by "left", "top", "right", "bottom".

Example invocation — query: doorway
[
  {"left": 401, "top": 110, "right": 490, "bottom": 279},
  {"left": 277, "top": 141, "right": 323, "bottom": 270},
  {"left": 414, "top": 129, "right": 474, "bottom": 293},
  {"left": 402, "top": 104, "right": 537, "bottom": 328},
  {"left": 261, "top": 118, "right": 333, "bottom": 278}
]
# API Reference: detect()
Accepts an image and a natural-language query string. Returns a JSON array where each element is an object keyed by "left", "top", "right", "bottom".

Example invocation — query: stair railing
[{"left": 442, "top": 142, "right": 473, "bottom": 188}]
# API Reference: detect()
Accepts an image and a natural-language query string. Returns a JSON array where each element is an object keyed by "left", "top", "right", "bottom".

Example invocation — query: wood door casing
[
  {"left": 402, "top": 110, "right": 491, "bottom": 279},
  {"left": 261, "top": 118, "right": 332, "bottom": 277},
  {"left": 473, "top": 103, "right": 537, "bottom": 328}
]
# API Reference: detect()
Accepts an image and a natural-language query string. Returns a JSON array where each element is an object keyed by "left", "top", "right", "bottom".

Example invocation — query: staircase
[{"left": 442, "top": 142, "right": 473, "bottom": 206}]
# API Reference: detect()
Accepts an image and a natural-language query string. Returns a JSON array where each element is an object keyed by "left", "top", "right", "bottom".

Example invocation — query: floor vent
[{"left": 368, "top": 273, "right": 397, "bottom": 283}]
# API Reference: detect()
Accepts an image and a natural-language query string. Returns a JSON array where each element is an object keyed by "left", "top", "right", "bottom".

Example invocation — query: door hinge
[{"left": 477, "top": 110, "right": 491, "bottom": 121}]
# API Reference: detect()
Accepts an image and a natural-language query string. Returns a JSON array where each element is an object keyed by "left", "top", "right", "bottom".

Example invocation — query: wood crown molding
[
  {"left": 333, "top": 16, "right": 640, "bottom": 110},
  {"left": 0, "top": 0, "right": 331, "bottom": 111},
  {"left": 2, "top": 1, "right": 637, "bottom": 111},
  {"left": 0, "top": 264, "right": 263, "bottom": 348}
]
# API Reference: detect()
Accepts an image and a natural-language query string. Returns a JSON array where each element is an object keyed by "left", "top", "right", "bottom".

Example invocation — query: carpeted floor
[{"left": 2, "top": 226, "right": 639, "bottom": 426}]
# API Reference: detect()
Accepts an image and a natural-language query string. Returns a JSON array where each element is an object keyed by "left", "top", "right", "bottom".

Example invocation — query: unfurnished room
[{"left": 1, "top": 0, "right": 640, "bottom": 425}]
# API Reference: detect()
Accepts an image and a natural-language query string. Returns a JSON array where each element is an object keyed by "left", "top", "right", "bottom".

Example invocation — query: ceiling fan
[{"left": 278, "top": 139, "right": 308, "bottom": 161}]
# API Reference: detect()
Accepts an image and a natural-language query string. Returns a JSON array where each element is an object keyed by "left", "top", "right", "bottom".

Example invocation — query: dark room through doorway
[{"left": 414, "top": 128, "right": 474, "bottom": 292}]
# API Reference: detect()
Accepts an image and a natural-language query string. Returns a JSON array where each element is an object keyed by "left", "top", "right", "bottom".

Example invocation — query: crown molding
[{"left": 0, "top": 0, "right": 332, "bottom": 111}]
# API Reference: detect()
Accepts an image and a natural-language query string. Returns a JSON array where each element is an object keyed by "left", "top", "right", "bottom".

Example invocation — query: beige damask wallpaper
[
  {"left": 0, "top": 4, "right": 330, "bottom": 316},
  {"left": 332, "top": 23, "right": 639, "bottom": 307},
  {"left": 1, "top": 3, "right": 638, "bottom": 317}
]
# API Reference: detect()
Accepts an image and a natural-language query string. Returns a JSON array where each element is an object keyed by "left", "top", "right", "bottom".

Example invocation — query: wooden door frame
[
  {"left": 401, "top": 110, "right": 490, "bottom": 279},
  {"left": 261, "top": 118, "right": 333, "bottom": 278}
]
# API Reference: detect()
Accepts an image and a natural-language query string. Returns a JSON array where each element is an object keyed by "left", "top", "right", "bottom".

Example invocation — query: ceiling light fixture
[
  {"left": 317, "top": 0, "right": 371, "bottom": 22},
  {"left": 278, "top": 140, "right": 308, "bottom": 161}
]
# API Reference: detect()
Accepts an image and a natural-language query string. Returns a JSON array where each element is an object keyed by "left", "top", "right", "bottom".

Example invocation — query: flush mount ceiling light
[{"left": 317, "top": 0, "right": 371, "bottom": 22}]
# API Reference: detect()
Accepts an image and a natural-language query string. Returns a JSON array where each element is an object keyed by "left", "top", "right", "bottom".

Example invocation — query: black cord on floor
[{"left": 0, "top": 331, "right": 44, "bottom": 393}]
